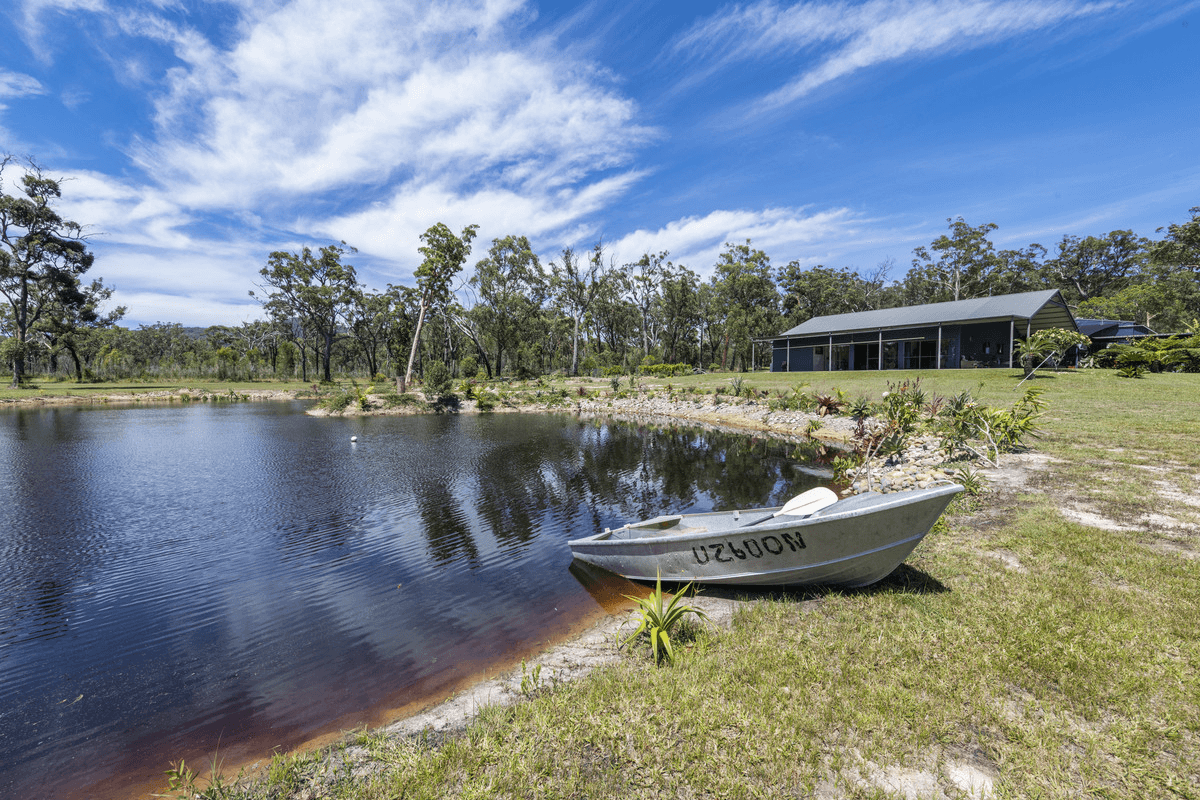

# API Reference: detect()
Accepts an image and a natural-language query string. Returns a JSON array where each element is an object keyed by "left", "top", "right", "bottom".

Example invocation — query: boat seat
[{"left": 638, "top": 525, "right": 708, "bottom": 537}]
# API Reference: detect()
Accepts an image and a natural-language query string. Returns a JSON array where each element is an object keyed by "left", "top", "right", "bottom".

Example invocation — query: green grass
[{"left": 0, "top": 377, "right": 316, "bottom": 402}]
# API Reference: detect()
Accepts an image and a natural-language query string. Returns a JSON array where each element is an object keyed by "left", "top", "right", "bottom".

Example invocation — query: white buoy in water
[{"left": 351, "top": 435, "right": 358, "bottom": 442}]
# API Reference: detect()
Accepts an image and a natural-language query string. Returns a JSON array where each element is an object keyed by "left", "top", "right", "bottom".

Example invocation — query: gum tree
[
  {"left": 471, "top": 235, "right": 546, "bottom": 376},
  {"left": 0, "top": 157, "right": 103, "bottom": 387},
  {"left": 404, "top": 222, "right": 477, "bottom": 390},
  {"left": 252, "top": 243, "right": 358, "bottom": 382},
  {"left": 906, "top": 218, "right": 1002, "bottom": 303},
  {"left": 552, "top": 241, "right": 609, "bottom": 375},
  {"left": 712, "top": 240, "right": 777, "bottom": 371}
]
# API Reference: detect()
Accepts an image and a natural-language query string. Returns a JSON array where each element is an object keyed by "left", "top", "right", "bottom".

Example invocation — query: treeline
[{"left": 2, "top": 151, "right": 1198, "bottom": 385}]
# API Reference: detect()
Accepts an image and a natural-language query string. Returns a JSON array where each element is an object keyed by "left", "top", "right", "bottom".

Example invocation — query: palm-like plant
[{"left": 621, "top": 571, "right": 708, "bottom": 664}]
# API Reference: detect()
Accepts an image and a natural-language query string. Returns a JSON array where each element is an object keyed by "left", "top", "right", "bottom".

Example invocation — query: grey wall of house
[
  {"left": 958, "top": 321, "right": 1016, "bottom": 367},
  {"left": 771, "top": 320, "right": 1026, "bottom": 371}
]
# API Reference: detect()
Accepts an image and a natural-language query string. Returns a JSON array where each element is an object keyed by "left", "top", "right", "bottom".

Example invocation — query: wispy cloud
[
  {"left": 0, "top": 69, "right": 46, "bottom": 144},
  {"left": 608, "top": 205, "right": 865, "bottom": 277},
  {"left": 120, "top": 0, "right": 654, "bottom": 217},
  {"left": 0, "top": 69, "right": 46, "bottom": 98},
  {"left": 674, "top": 0, "right": 1121, "bottom": 108},
  {"left": 8, "top": 0, "right": 659, "bottom": 321}
]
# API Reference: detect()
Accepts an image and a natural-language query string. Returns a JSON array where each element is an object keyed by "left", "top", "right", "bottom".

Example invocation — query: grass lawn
[{"left": 0, "top": 378, "right": 317, "bottom": 403}]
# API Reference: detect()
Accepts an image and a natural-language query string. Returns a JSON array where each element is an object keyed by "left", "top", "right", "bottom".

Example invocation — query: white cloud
[
  {"left": 674, "top": 0, "right": 1120, "bottom": 108},
  {"left": 607, "top": 205, "right": 864, "bottom": 278},
  {"left": 0, "top": 68, "right": 46, "bottom": 98},
  {"left": 317, "top": 171, "right": 645, "bottom": 278},
  {"left": 57, "top": 169, "right": 196, "bottom": 250},
  {"left": 4, "top": 0, "right": 659, "bottom": 324},
  {"left": 120, "top": 0, "right": 653, "bottom": 219},
  {"left": 110, "top": 289, "right": 264, "bottom": 328},
  {"left": 94, "top": 245, "right": 271, "bottom": 327}
]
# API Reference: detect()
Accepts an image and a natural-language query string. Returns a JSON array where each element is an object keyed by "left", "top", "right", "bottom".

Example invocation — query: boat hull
[{"left": 568, "top": 483, "right": 962, "bottom": 587}]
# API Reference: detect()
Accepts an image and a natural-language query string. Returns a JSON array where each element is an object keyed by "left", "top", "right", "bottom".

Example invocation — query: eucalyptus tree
[
  {"left": 404, "top": 223, "right": 478, "bottom": 389},
  {"left": 992, "top": 244, "right": 1049, "bottom": 295},
  {"left": 234, "top": 320, "right": 280, "bottom": 376},
  {"left": 777, "top": 263, "right": 885, "bottom": 325},
  {"left": 626, "top": 250, "right": 670, "bottom": 357},
  {"left": 252, "top": 243, "right": 358, "bottom": 382},
  {"left": 712, "top": 240, "right": 777, "bottom": 371},
  {"left": 589, "top": 267, "right": 637, "bottom": 365},
  {"left": 1045, "top": 229, "right": 1148, "bottom": 304},
  {"left": 552, "top": 241, "right": 609, "bottom": 375},
  {"left": 471, "top": 235, "right": 546, "bottom": 376},
  {"left": 1077, "top": 282, "right": 1181, "bottom": 331},
  {"left": 451, "top": 297, "right": 494, "bottom": 378},
  {"left": 906, "top": 218, "right": 1003, "bottom": 304},
  {"left": 1142, "top": 207, "right": 1200, "bottom": 331},
  {"left": 36, "top": 277, "right": 125, "bottom": 380},
  {"left": 696, "top": 281, "right": 722, "bottom": 368},
  {"left": 382, "top": 284, "right": 420, "bottom": 379},
  {"left": 1151, "top": 206, "right": 1200, "bottom": 270},
  {"left": 0, "top": 157, "right": 102, "bottom": 386},
  {"left": 347, "top": 289, "right": 396, "bottom": 378},
  {"left": 657, "top": 263, "right": 700, "bottom": 364}
]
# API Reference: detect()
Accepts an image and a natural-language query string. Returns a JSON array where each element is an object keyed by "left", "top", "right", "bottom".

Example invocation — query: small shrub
[
  {"left": 815, "top": 393, "right": 845, "bottom": 416},
  {"left": 848, "top": 395, "right": 872, "bottom": 421},
  {"left": 319, "top": 387, "right": 356, "bottom": 413},
  {"left": 382, "top": 392, "right": 421, "bottom": 408},
  {"left": 423, "top": 361, "right": 453, "bottom": 398},
  {"left": 458, "top": 356, "right": 479, "bottom": 380},
  {"left": 621, "top": 571, "right": 708, "bottom": 664},
  {"left": 951, "top": 464, "right": 990, "bottom": 496},
  {"left": 830, "top": 454, "right": 861, "bottom": 483}
]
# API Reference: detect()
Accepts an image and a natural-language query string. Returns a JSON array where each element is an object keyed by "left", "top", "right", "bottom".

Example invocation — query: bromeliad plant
[{"left": 620, "top": 571, "right": 709, "bottom": 664}]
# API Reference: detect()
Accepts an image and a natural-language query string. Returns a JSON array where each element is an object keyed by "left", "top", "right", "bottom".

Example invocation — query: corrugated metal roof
[
  {"left": 1076, "top": 318, "right": 1157, "bottom": 337},
  {"left": 778, "top": 289, "right": 1074, "bottom": 337}
]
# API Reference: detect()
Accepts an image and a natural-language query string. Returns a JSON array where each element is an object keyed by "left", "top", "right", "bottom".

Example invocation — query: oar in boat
[{"left": 743, "top": 486, "right": 839, "bottom": 527}]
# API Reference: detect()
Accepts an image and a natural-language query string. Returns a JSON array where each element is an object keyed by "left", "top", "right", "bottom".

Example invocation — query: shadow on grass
[
  {"left": 570, "top": 559, "right": 949, "bottom": 611},
  {"left": 692, "top": 563, "right": 949, "bottom": 603}
]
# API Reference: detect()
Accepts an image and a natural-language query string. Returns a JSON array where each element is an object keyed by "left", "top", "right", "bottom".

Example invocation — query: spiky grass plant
[{"left": 620, "top": 571, "right": 708, "bottom": 664}]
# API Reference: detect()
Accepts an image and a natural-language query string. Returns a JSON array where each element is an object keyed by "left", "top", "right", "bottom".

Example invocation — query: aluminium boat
[{"left": 567, "top": 482, "right": 963, "bottom": 588}]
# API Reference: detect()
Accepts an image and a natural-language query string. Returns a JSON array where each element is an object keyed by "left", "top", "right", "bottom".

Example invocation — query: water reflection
[{"left": 0, "top": 405, "right": 822, "bottom": 799}]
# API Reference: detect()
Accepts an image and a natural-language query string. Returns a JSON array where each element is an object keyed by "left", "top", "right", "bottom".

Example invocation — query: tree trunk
[
  {"left": 322, "top": 331, "right": 334, "bottom": 382},
  {"left": 404, "top": 299, "right": 428, "bottom": 389},
  {"left": 11, "top": 282, "right": 29, "bottom": 387},
  {"left": 67, "top": 343, "right": 83, "bottom": 381},
  {"left": 570, "top": 313, "right": 580, "bottom": 376}
]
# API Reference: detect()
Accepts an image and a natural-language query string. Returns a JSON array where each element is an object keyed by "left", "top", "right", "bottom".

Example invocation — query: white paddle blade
[{"left": 775, "top": 486, "right": 839, "bottom": 518}]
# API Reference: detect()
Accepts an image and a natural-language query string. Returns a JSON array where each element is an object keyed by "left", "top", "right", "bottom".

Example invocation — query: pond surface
[{"left": 0, "top": 402, "right": 823, "bottom": 799}]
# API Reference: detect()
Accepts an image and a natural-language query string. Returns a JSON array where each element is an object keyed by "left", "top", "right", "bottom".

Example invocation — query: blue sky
[{"left": 1, "top": 0, "right": 1197, "bottom": 327}]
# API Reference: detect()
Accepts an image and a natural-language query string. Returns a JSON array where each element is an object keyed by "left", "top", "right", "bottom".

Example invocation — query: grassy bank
[
  {"left": 150, "top": 368, "right": 1199, "bottom": 799},
  {"left": 0, "top": 378, "right": 316, "bottom": 403}
]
